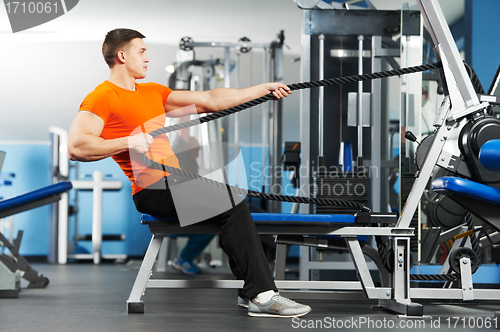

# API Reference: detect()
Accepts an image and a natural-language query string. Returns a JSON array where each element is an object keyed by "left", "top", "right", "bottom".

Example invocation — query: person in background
[{"left": 171, "top": 116, "right": 214, "bottom": 275}]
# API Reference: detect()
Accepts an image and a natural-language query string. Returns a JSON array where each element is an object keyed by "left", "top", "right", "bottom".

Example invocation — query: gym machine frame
[
  {"left": 179, "top": 34, "right": 285, "bottom": 212},
  {"left": 50, "top": 127, "right": 124, "bottom": 264},
  {"left": 295, "top": 0, "right": 500, "bottom": 315},
  {"left": 393, "top": 0, "right": 500, "bottom": 307}
]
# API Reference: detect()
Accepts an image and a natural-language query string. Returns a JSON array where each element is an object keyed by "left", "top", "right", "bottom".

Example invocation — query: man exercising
[{"left": 67, "top": 28, "right": 311, "bottom": 318}]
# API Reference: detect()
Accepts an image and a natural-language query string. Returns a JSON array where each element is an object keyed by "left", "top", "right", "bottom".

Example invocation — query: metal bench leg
[
  {"left": 156, "top": 236, "right": 170, "bottom": 272},
  {"left": 274, "top": 243, "right": 287, "bottom": 280},
  {"left": 127, "top": 234, "right": 163, "bottom": 313},
  {"left": 378, "top": 237, "right": 423, "bottom": 317}
]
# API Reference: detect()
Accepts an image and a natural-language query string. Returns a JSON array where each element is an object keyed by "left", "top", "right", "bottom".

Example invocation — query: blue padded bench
[
  {"left": 140, "top": 212, "right": 384, "bottom": 243},
  {"left": 142, "top": 212, "right": 355, "bottom": 224},
  {"left": 128, "top": 211, "right": 397, "bottom": 313},
  {"left": 0, "top": 181, "right": 73, "bottom": 290},
  {"left": 432, "top": 140, "right": 500, "bottom": 232},
  {"left": 432, "top": 176, "right": 500, "bottom": 232},
  {"left": 0, "top": 181, "right": 73, "bottom": 219},
  {"left": 141, "top": 212, "right": 391, "bottom": 234}
]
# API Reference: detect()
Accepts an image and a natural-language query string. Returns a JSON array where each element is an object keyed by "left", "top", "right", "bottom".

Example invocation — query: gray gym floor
[{"left": 2, "top": 262, "right": 499, "bottom": 332}]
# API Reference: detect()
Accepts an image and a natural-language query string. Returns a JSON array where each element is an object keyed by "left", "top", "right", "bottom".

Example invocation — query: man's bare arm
[
  {"left": 67, "top": 111, "right": 152, "bottom": 162},
  {"left": 164, "top": 83, "right": 291, "bottom": 116}
]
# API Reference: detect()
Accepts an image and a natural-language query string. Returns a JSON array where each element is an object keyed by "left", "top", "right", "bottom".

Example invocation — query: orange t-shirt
[{"left": 79, "top": 81, "right": 180, "bottom": 195}]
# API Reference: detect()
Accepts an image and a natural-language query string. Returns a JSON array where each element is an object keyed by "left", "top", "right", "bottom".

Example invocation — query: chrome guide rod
[
  {"left": 357, "top": 35, "right": 364, "bottom": 161},
  {"left": 318, "top": 34, "right": 325, "bottom": 166}
]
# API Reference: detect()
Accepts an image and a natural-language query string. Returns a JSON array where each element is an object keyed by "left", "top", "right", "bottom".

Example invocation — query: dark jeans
[
  {"left": 178, "top": 234, "right": 215, "bottom": 262},
  {"left": 133, "top": 179, "right": 277, "bottom": 299}
]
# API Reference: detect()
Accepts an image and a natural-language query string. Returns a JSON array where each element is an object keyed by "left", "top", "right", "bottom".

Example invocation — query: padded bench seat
[
  {"left": 432, "top": 176, "right": 500, "bottom": 206},
  {"left": 0, "top": 181, "right": 73, "bottom": 290},
  {"left": 142, "top": 211, "right": 396, "bottom": 226},
  {"left": 143, "top": 212, "right": 360, "bottom": 239},
  {"left": 432, "top": 176, "right": 500, "bottom": 231},
  {"left": 140, "top": 212, "right": 400, "bottom": 241},
  {"left": 0, "top": 181, "right": 73, "bottom": 219},
  {"left": 142, "top": 212, "right": 355, "bottom": 225}
]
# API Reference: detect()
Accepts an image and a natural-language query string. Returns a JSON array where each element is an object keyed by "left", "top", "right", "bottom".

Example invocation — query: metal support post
[
  {"left": 127, "top": 234, "right": 164, "bottom": 313},
  {"left": 459, "top": 257, "right": 474, "bottom": 301},
  {"left": 346, "top": 237, "right": 375, "bottom": 295},
  {"left": 299, "top": 33, "right": 312, "bottom": 214},
  {"left": 261, "top": 48, "right": 269, "bottom": 195},
  {"left": 234, "top": 50, "right": 240, "bottom": 186},
  {"left": 92, "top": 170, "right": 103, "bottom": 264},
  {"left": 417, "top": 0, "right": 479, "bottom": 116},
  {"left": 357, "top": 35, "right": 364, "bottom": 165},
  {"left": 49, "top": 127, "right": 69, "bottom": 265},
  {"left": 379, "top": 237, "right": 423, "bottom": 316},
  {"left": 274, "top": 242, "right": 288, "bottom": 280},
  {"left": 318, "top": 34, "right": 325, "bottom": 167},
  {"left": 370, "top": 36, "right": 382, "bottom": 213},
  {"left": 269, "top": 39, "right": 284, "bottom": 213}
]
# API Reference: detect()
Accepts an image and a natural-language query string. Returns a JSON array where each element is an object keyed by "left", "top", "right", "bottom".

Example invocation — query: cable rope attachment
[{"left": 139, "top": 62, "right": 443, "bottom": 212}]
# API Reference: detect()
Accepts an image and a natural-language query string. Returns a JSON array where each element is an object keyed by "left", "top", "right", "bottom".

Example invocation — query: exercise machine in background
[
  {"left": 49, "top": 127, "right": 124, "bottom": 265},
  {"left": 0, "top": 150, "right": 73, "bottom": 297},
  {"left": 171, "top": 32, "right": 286, "bottom": 213}
]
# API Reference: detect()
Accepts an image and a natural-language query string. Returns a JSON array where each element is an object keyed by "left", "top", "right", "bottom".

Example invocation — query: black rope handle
[
  {"left": 410, "top": 274, "right": 459, "bottom": 282},
  {"left": 374, "top": 237, "right": 461, "bottom": 282},
  {"left": 149, "top": 62, "right": 442, "bottom": 137}
]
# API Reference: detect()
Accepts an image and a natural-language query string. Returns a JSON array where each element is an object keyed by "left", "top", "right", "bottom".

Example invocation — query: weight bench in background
[
  {"left": 127, "top": 212, "right": 408, "bottom": 314},
  {"left": 432, "top": 177, "right": 500, "bottom": 232},
  {"left": 431, "top": 139, "right": 500, "bottom": 240},
  {"left": 429, "top": 140, "right": 500, "bottom": 285},
  {"left": 0, "top": 181, "right": 73, "bottom": 297}
]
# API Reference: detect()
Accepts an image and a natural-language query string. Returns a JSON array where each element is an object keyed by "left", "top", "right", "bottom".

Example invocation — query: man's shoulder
[
  {"left": 80, "top": 82, "right": 119, "bottom": 111},
  {"left": 93, "top": 81, "right": 117, "bottom": 93},
  {"left": 86, "top": 81, "right": 118, "bottom": 100}
]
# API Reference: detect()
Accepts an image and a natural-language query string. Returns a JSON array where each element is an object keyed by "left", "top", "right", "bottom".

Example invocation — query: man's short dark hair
[{"left": 102, "top": 28, "right": 146, "bottom": 68}]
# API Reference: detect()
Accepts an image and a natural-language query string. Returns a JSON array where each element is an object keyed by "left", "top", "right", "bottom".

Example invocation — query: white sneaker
[{"left": 248, "top": 293, "right": 311, "bottom": 318}]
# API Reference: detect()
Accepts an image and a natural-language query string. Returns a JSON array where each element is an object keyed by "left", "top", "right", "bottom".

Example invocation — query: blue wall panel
[
  {"left": 0, "top": 143, "right": 151, "bottom": 257},
  {"left": 466, "top": 0, "right": 500, "bottom": 91},
  {"left": 0, "top": 143, "right": 51, "bottom": 256}
]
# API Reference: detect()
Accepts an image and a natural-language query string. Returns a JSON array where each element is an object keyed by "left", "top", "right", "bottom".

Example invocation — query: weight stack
[
  {"left": 314, "top": 170, "right": 371, "bottom": 214},
  {"left": 401, "top": 172, "right": 419, "bottom": 252}
]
